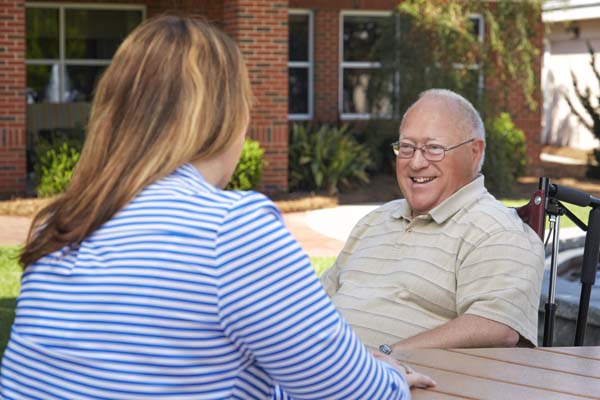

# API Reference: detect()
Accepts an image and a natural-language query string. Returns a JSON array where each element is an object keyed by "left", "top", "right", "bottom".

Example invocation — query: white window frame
[
  {"left": 288, "top": 9, "right": 313, "bottom": 120},
  {"left": 339, "top": 10, "right": 391, "bottom": 120},
  {"left": 471, "top": 13, "right": 485, "bottom": 95},
  {"left": 452, "top": 14, "right": 485, "bottom": 94},
  {"left": 25, "top": 2, "right": 146, "bottom": 103}
]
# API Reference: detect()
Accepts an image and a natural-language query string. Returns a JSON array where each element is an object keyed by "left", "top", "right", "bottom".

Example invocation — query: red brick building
[{"left": 0, "top": 0, "right": 542, "bottom": 197}]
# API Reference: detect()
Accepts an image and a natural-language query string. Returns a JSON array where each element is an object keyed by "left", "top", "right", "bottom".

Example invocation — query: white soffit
[{"left": 543, "top": 0, "right": 600, "bottom": 22}]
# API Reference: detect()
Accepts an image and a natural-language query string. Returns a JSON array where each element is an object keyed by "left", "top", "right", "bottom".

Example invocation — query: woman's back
[{"left": 1, "top": 164, "right": 409, "bottom": 399}]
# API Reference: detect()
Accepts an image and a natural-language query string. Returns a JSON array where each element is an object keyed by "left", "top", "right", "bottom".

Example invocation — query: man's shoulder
[
  {"left": 461, "top": 194, "right": 542, "bottom": 243},
  {"left": 462, "top": 194, "right": 518, "bottom": 224}
]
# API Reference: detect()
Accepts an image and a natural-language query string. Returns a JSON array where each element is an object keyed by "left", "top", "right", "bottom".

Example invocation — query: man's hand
[{"left": 372, "top": 352, "right": 436, "bottom": 389}]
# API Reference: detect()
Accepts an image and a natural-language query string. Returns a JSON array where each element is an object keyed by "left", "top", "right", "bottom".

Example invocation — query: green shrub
[
  {"left": 289, "top": 123, "right": 372, "bottom": 195},
  {"left": 34, "top": 141, "right": 81, "bottom": 197},
  {"left": 356, "top": 119, "right": 401, "bottom": 174},
  {"left": 226, "top": 139, "right": 265, "bottom": 191},
  {"left": 482, "top": 112, "right": 527, "bottom": 197}
]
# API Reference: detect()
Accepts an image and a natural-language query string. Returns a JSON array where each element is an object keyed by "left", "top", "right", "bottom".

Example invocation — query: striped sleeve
[
  {"left": 457, "top": 228, "right": 545, "bottom": 346},
  {"left": 215, "top": 193, "right": 409, "bottom": 399}
]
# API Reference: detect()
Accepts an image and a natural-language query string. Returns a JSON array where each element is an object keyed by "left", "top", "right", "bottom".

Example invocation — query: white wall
[{"left": 543, "top": 19, "right": 600, "bottom": 150}]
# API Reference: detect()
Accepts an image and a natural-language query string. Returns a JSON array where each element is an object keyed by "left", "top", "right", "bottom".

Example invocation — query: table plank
[
  {"left": 411, "top": 389, "right": 472, "bottom": 400},
  {"left": 541, "top": 346, "right": 600, "bottom": 360},
  {"left": 395, "top": 349, "right": 600, "bottom": 398},
  {"left": 450, "top": 348, "right": 600, "bottom": 378},
  {"left": 410, "top": 365, "right": 592, "bottom": 400}
]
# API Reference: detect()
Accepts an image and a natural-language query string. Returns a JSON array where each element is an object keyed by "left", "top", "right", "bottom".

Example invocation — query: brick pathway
[
  {"left": 0, "top": 216, "right": 30, "bottom": 246},
  {"left": 0, "top": 213, "right": 344, "bottom": 257},
  {"left": 282, "top": 212, "right": 344, "bottom": 257}
]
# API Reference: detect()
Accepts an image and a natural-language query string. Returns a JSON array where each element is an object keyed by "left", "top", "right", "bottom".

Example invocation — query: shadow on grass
[{"left": 0, "top": 297, "right": 16, "bottom": 360}]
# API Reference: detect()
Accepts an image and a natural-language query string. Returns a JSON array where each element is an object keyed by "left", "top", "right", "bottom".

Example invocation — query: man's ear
[{"left": 472, "top": 139, "right": 485, "bottom": 169}]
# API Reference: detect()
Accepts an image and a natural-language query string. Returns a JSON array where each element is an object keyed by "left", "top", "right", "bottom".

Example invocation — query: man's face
[{"left": 396, "top": 98, "right": 484, "bottom": 216}]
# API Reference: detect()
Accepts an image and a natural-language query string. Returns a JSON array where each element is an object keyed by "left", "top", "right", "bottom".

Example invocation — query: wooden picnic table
[{"left": 394, "top": 346, "right": 600, "bottom": 399}]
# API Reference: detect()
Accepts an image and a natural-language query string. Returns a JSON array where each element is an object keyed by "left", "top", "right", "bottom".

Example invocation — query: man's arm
[
  {"left": 391, "top": 314, "right": 519, "bottom": 350},
  {"left": 391, "top": 226, "right": 544, "bottom": 350}
]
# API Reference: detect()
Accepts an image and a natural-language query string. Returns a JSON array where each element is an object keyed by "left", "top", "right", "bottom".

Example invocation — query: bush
[
  {"left": 356, "top": 119, "right": 401, "bottom": 174},
  {"left": 482, "top": 112, "right": 527, "bottom": 197},
  {"left": 289, "top": 123, "right": 372, "bottom": 195},
  {"left": 226, "top": 139, "right": 265, "bottom": 191},
  {"left": 34, "top": 141, "right": 81, "bottom": 197}
]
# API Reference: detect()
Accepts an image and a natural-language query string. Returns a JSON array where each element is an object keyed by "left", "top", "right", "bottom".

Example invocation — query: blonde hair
[{"left": 21, "top": 15, "right": 253, "bottom": 267}]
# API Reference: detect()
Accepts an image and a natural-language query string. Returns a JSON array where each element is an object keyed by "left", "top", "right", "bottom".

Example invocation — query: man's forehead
[{"left": 400, "top": 98, "right": 462, "bottom": 138}]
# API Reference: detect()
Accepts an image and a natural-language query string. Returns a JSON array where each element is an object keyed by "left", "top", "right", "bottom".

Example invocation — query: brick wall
[
  {"left": 291, "top": 0, "right": 397, "bottom": 9},
  {"left": 313, "top": 9, "right": 339, "bottom": 122},
  {"left": 0, "top": 0, "right": 544, "bottom": 197},
  {"left": 224, "top": 0, "right": 289, "bottom": 193},
  {"left": 293, "top": 0, "right": 398, "bottom": 122},
  {"left": 0, "top": 0, "right": 26, "bottom": 198},
  {"left": 506, "top": 13, "right": 544, "bottom": 173},
  {"left": 482, "top": 7, "right": 543, "bottom": 174}
]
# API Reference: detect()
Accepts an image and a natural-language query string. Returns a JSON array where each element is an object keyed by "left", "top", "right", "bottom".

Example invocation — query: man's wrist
[{"left": 379, "top": 344, "right": 392, "bottom": 355}]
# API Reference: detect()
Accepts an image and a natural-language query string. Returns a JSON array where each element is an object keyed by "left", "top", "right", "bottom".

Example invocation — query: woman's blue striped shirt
[{"left": 0, "top": 164, "right": 408, "bottom": 399}]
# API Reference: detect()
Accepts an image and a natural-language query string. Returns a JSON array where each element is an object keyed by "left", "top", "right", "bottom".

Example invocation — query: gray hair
[{"left": 401, "top": 88, "right": 486, "bottom": 171}]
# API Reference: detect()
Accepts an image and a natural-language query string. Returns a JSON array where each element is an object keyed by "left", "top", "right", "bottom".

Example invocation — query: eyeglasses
[{"left": 391, "top": 138, "right": 475, "bottom": 161}]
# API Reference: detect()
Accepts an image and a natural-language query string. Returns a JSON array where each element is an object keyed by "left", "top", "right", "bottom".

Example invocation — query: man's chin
[{"left": 406, "top": 195, "right": 437, "bottom": 216}]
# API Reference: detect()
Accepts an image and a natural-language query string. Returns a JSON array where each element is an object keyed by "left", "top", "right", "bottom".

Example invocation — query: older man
[{"left": 321, "top": 89, "right": 545, "bottom": 350}]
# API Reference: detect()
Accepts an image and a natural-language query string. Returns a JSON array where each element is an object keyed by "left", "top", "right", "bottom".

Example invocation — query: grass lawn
[
  {"left": 0, "top": 246, "right": 20, "bottom": 361},
  {"left": 0, "top": 246, "right": 336, "bottom": 359}
]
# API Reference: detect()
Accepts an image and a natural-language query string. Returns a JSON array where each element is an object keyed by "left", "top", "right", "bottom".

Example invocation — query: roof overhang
[{"left": 543, "top": 0, "right": 600, "bottom": 22}]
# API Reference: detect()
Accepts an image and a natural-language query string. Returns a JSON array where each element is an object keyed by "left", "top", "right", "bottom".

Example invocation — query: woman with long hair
[{"left": 1, "top": 15, "right": 433, "bottom": 399}]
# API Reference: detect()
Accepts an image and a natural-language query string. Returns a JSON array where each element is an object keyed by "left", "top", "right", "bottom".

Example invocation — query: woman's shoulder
[{"left": 218, "top": 190, "right": 282, "bottom": 222}]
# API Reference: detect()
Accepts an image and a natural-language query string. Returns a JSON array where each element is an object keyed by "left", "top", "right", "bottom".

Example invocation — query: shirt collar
[
  {"left": 176, "top": 163, "right": 220, "bottom": 193},
  {"left": 391, "top": 175, "right": 487, "bottom": 224},
  {"left": 392, "top": 200, "right": 413, "bottom": 221}
]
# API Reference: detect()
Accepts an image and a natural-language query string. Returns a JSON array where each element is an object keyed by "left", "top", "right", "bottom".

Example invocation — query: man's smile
[{"left": 410, "top": 176, "right": 436, "bottom": 184}]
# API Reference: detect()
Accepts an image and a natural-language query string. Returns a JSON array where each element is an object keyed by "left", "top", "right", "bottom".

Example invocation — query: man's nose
[{"left": 409, "top": 149, "right": 430, "bottom": 169}]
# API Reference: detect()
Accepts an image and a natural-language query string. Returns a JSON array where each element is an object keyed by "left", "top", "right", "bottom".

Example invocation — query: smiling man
[{"left": 321, "top": 89, "right": 545, "bottom": 350}]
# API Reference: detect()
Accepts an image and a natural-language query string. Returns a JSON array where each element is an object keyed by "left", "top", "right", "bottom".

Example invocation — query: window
[
  {"left": 288, "top": 10, "right": 313, "bottom": 120},
  {"left": 340, "top": 11, "right": 391, "bottom": 120},
  {"left": 340, "top": 12, "right": 484, "bottom": 119},
  {"left": 24, "top": 4, "right": 144, "bottom": 177},
  {"left": 26, "top": 4, "right": 144, "bottom": 104},
  {"left": 455, "top": 14, "right": 485, "bottom": 101}
]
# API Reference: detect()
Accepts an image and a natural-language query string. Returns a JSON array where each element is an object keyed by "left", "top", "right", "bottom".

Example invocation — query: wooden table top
[{"left": 394, "top": 346, "right": 600, "bottom": 399}]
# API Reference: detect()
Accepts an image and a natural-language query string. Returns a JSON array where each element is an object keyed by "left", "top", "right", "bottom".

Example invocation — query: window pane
[
  {"left": 26, "top": 8, "right": 59, "bottom": 59},
  {"left": 289, "top": 14, "right": 309, "bottom": 62},
  {"left": 343, "top": 16, "right": 385, "bottom": 62},
  {"left": 343, "top": 68, "right": 391, "bottom": 115},
  {"left": 65, "top": 10, "right": 143, "bottom": 59},
  {"left": 65, "top": 65, "right": 106, "bottom": 102},
  {"left": 469, "top": 16, "right": 481, "bottom": 38},
  {"left": 26, "top": 65, "right": 54, "bottom": 103},
  {"left": 289, "top": 67, "right": 308, "bottom": 114}
]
